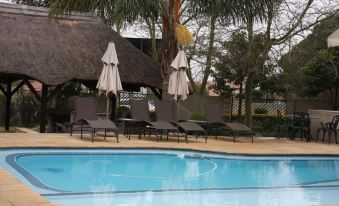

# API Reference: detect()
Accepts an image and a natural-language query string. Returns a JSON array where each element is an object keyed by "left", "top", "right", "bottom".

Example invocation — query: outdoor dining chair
[
  {"left": 316, "top": 115, "right": 339, "bottom": 144},
  {"left": 290, "top": 112, "right": 311, "bottom": 142}
]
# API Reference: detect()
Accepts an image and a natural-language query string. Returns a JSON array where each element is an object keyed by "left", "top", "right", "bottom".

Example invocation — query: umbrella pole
[{"left": 106, "top": 97, "right": 110, "bottom": 119}]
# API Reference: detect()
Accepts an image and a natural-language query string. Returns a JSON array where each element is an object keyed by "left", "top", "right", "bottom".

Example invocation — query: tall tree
[
  {"left": 195, "top": 0, "right": 339, "bottom": 126},
  {"left": 279, "top": 15, "right": 339, "bottom": 96},
  {"left": 303, "top": 49, "right": 339, "bottom": 109}
]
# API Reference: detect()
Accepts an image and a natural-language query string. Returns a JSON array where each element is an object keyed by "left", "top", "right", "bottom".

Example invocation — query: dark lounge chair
[
  {"left": 129, "top": 100, "right": 179, "bottom": 142},
  {"left": 70, "top": 97, "right": 119, "bottom": 143},
  {"left": 204, "top": 103, "right": 253, "bottom": 143},
  {"left": 316, "top": 115, "right": 339, "bottom": 144},
  {"left": 156, "top": 101, "right": 207, "bottom": 143}
]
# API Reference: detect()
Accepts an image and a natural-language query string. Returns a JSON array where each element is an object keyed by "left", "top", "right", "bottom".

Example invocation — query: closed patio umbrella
[
  {"left": 168, "top": 50, "right": 189, "bottom": 121},
  {"left": 327, "top": 28, "right": 339, "bottom": 47},
  {"left": 168, "top": 50, "right": 189, "bottom": 101},
  {"left": 96, "top": 42, "right": 123, "bottom": 118}
]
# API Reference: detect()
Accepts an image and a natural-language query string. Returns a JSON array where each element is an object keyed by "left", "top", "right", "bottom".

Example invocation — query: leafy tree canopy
[
  {"left": 279, "top": 15, "right": 339, "bottom": 96},
  {"left": 302, "top": 49, "right": 339, "bottom": 109}
]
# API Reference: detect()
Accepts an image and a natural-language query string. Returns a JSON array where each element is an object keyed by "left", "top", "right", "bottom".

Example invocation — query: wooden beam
[
  {"left": 24, "top": 80, "right": 42, "bottom": 102},
  {"left": 150, "top": 87, "right": 162, "bottom": 100},
  {"left": 47, "top": 84, "right": 63, "bottom": 102},
  {"left": 0, "top": 84, "right": 6, "bottom": 95},
  {"left": 10, "top": 80, "right": 25, "bottom": 96},
  {"left": 5, "top": 82, "right": 11, "bottom": 131},
  {"left": 40, "top": 84, "right": 48, "bottom": 133}
]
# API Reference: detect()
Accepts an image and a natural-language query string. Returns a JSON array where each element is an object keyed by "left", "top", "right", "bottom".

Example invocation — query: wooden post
[
  {"left": 40, "top": 84, "right": 48, "bottom": 133},
  {"left": 4, "top": 82, "right": 11, "bottom": 131}
]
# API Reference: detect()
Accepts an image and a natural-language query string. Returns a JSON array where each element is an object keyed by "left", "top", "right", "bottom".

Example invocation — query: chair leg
[
  {"left": 70, "top": 124, "right": 73, "bottom": 136},
  {"left": 335, "top": 131, "right": 338, "bottom": 144},
  {"left": 167, "top": 131, "right": 169, "bottom": 141},
  {"left": 276, "top": 126, "right": 280, "bottom": 138},
  {"left": 80, "top": 124, "right": 83, "bottom": 139},
  {"left": 91, "top": 129, "right": 95, "bottom": 143},
  {"left": 205, "top": 132, "right": 208, "bottom": 144},
  {"left": 185, "top": 133, "right": 188, "bottom": 144},
  {"left": 104, "top": 129, "right": 107, "bottom": 140},
  {"left": 116, "top": 130, "right": 119, "bottom": 143},
  {"left": 316, "top": 129, "right": 321, "bottom": 142},
  {"left": 233, "top": 131, "right": 236, "bottom": 143}
]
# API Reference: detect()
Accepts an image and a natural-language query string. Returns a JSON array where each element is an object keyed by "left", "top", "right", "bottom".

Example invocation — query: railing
[
  {"left": 118, "top": 91, "right": 157, "bottom": 111},
  {"left": 231, "top": 97, "right": 287, "bottom": 116}
]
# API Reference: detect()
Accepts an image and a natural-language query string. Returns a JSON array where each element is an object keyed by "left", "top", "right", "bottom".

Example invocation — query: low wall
[
  {"left": 287, "top": 98, "right": 333, "bottom": 114},
  {"left": 176, "top": 95, "right": 230, "bottom": 120}
]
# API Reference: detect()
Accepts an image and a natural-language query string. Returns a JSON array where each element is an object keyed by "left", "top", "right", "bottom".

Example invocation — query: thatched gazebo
[{"left": 0, "top": 3, "right": 163, "bottom": 132}]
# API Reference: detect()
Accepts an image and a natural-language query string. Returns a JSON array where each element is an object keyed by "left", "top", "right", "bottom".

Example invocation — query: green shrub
[
  {"left": 19, "top": 92, "right": 40, "bottom": 126},
  {"left": 191, "top": 113, "right": 205, "bottom": 121},
  {"left": 227, "top": 114, "right": 289, "bottom": 136},
  {"left": 117, "top": 106, "right": 131, "bottom": 118},
  {"left": 150, "top": 111, "right": 156, "bottom": 122},
  {"left": 254, "top": 107, "right": 268, "bottom": 114}
]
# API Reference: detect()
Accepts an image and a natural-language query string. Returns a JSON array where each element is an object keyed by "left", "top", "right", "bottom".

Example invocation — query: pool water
[{"left": 3, "top": 149, "right": 339, "bottom": 206}]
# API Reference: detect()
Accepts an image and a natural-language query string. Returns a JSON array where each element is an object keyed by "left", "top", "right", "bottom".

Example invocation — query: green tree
[
  {"left": 280, "top": 15, "right": 339, "bottom": 96},
  {"left": 195, "top": 0, "right": 338, "bottom": 127},
  {"left": 303, "top": 49, "right": 339, "bottom": 109},
  {"left": 213, "top": 31, "right": 263, "bottom": 115},
  {"left": 260, "top": 73, "right": 290, "bottom": 98}
]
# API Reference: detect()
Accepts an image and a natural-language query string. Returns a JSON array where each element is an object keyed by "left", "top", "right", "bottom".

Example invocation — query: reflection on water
[
  {"left": 48, "top": 187, "right": 339, "bottom": 206},
  {"left": 14, "top": 152, "right": 339, "bottom": 205}
]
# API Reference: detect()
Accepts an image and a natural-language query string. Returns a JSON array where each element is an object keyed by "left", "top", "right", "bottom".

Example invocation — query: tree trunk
[
  {"left": 146, "top": 18, "right": 159, "bottom": 62},
  {"left": 199, "top": 15, "right": 216, "bottom": 94},
  {"left": 244, "top": 73, "right": 254, "bottom": 127},
  {"left": 238, "top": 81, "right": 243, "bottom": 116},
  {"left": 161, "top": 0, "right": 177, "bottom": 100}
]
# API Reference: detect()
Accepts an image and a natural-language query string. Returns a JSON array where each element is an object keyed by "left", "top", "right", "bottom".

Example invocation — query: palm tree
[
  {"left": 49, "top": 0, "right": 187, "bottom": 99},
  {"left": 49, "top": 0, "right": 264, "bottom": 97}
]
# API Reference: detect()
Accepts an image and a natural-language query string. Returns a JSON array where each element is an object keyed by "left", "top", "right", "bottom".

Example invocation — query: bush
[
  {"left": 227, "top": 114, "right": 289, "bottom": 136},
  {"left": 191, "top": 113, "right": 205, "bottom": 121},
  {"left": 254, "top": 107, "right": 268, "bottom": 115},
  {"left": 117, "top": 106, "right": 131, "bottom": 118},
  {"left": 19, "top": 92, "right": 40, "bottom": 126}
]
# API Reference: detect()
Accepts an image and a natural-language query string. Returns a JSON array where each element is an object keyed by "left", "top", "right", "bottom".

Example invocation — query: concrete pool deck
[{"left": 1, "top": 129, "right": 339, "bottom": 206}]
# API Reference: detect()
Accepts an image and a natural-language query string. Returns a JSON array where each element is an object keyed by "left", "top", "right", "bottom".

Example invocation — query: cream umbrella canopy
[
  {"left": 168, "top": 50, "right": 189, "bottom": 101},
  {"left": 327, "top": 29, "right": 339, "bottom": 47},
  {"left": 96, "top": 42, "right": 123, "bottom": 118}
]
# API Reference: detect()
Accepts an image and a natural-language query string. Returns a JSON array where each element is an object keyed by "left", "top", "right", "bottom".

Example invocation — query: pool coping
[
  {"left": 4, "top": 147, "right": 339, "bottom": 198},
  {"left": 2, "top": 146, "right": 339, "bottom": 157}
]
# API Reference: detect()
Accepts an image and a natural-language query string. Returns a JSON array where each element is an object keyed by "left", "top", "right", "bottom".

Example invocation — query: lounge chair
[
  {"left": 129, "top": 100, "right": 179, "bottom": 142},
  {"left": 204, "top": 103, "right": 253, "bottom": 143},
  {"left": 156, "top": 101, "right": 207, "bottom": 143},
  {"left": 70, "top": 97, "right": 119, "bottom": 143}
]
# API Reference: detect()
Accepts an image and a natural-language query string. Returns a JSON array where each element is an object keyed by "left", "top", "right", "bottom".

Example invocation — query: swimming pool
[{"left": 2, "top": 148, "right": 339, "bottom": 206}]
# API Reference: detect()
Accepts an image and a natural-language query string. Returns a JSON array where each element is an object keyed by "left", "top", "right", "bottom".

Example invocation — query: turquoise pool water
[{"left": 2, "top": 149, "right": 339, "bottom": 206}]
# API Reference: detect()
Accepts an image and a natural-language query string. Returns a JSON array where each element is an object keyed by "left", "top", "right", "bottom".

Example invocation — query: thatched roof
[{"left": 0, "top": 3, "right": 163, "bottom": 90}]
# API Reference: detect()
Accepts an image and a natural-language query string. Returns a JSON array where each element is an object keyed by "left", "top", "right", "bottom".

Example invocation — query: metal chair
[{"left": 316, "top": 115, "right": 339, "bottom": 144}]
